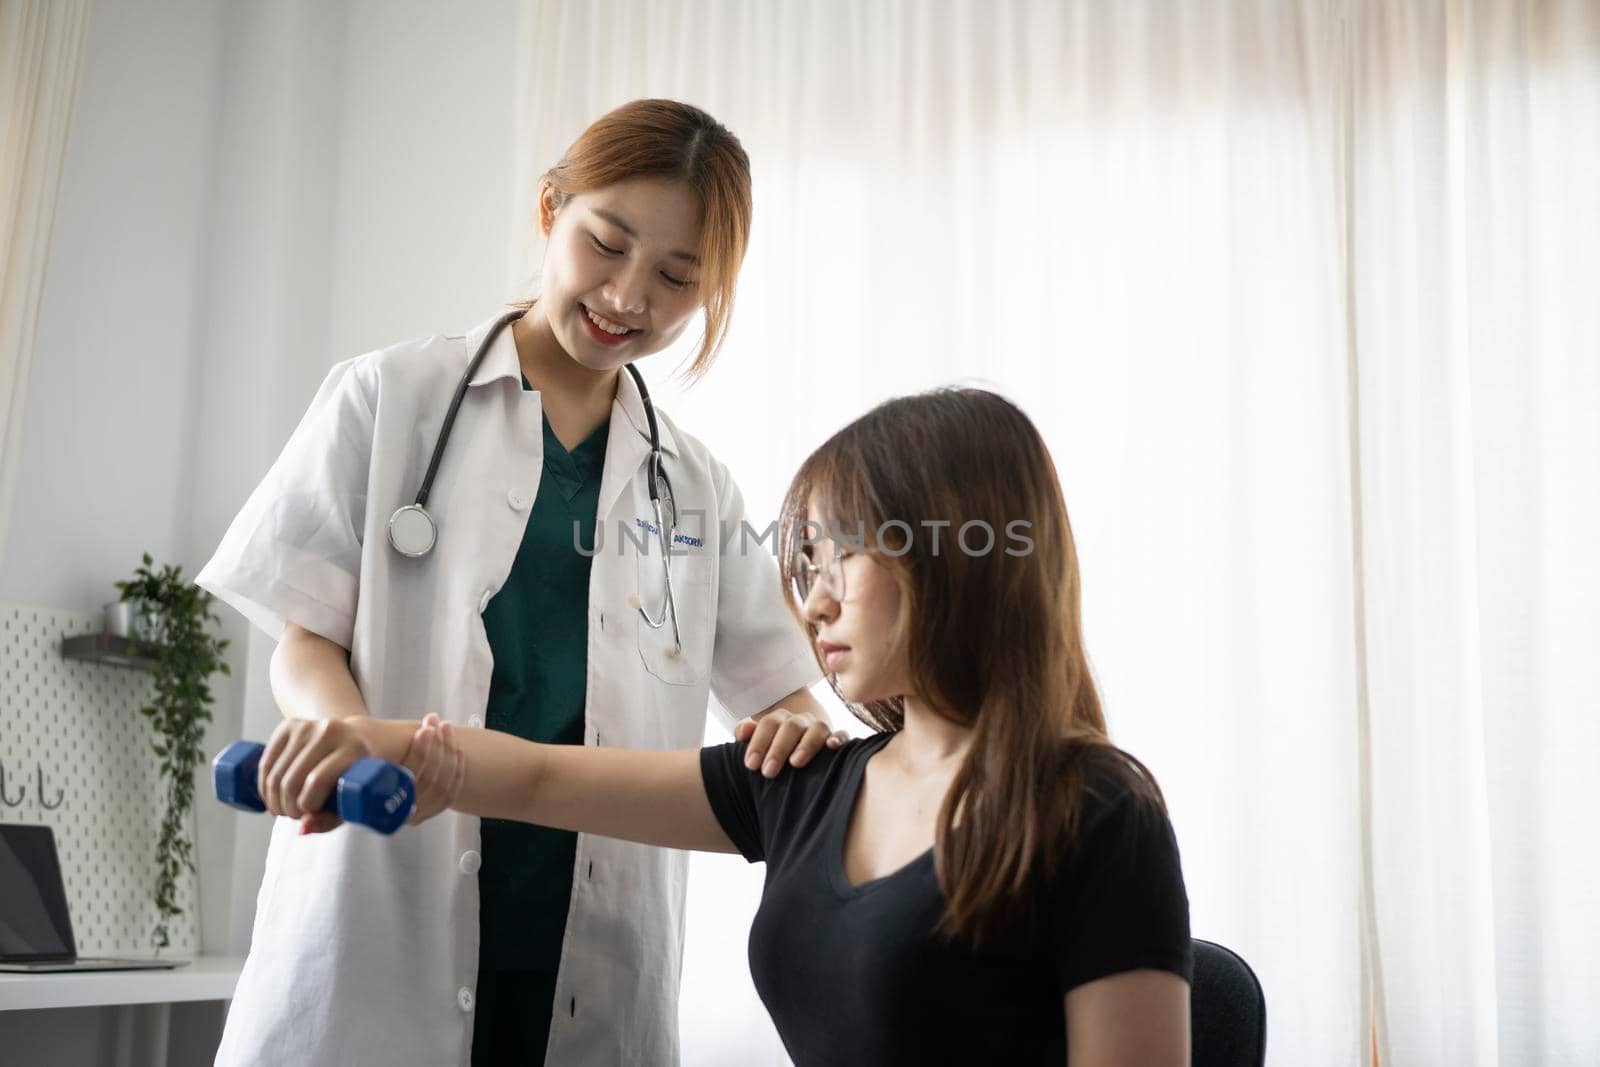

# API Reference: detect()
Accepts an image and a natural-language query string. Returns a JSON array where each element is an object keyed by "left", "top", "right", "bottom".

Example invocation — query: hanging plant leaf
[{"left": 115, "top": 555, "right": 229, "bottom": 953}]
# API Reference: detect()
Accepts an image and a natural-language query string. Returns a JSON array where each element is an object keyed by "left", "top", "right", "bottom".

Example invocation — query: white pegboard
[{"left": 0, "top": 603, "right": 197, "bottom": 957}]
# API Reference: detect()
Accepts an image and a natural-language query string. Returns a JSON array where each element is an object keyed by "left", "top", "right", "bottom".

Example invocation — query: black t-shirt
[{"left": 699, "top": 732, "right": 1192, "bottom": 1066}]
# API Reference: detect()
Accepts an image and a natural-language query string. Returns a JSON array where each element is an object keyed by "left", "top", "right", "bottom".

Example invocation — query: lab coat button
[
  {"left": 468, "top": 714, "right": 484, "bottom": 729},
  {"left": 457, "top": 987, "right": 474, "bottom": 1013},
  {"left": 507, "top": 488, "right": 531, "bottom": 511},
  {"left": 459, "top": 850, "right": 481, "bottom": 875}
]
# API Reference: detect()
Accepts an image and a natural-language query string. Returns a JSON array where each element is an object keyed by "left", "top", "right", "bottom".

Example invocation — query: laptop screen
[{"left": 0, "top": 824, "right": 76, "bottom": 960}]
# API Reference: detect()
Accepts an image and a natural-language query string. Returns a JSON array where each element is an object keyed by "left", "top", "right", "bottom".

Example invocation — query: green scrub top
[{"left": 473, "top": 378, "right": 608, "bottom": 1062}]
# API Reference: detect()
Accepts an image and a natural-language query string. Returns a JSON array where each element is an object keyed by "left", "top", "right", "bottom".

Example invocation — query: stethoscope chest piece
[{"left": 388, "top": 503, "right": 437, "bottom": 558}]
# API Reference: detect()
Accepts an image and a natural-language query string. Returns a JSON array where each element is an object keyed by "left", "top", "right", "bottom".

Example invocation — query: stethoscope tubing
[{"left": 415, "top": 310, "right": 523, "bottom": 510}]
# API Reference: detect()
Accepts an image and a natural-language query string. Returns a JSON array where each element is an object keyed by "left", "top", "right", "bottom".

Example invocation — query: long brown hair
[
  {"left": 517, "top": 99, "right": 752, "bottom": 378},
  {"left": 777, "top": 388, "right": 1165, "bottom": 945}
]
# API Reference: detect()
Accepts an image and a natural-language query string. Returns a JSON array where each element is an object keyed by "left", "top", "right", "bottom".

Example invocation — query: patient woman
[{"left": 260, "top": 387, "right": 1192, "bottom": 1065}]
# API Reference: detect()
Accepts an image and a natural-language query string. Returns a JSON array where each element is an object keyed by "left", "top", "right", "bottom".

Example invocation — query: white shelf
[{"left": 0, "top": 955, "right": 244, "bottom": 1012}]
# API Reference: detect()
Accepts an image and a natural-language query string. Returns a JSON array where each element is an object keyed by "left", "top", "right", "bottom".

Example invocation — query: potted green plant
[{"left": 115, "top": 554, "right": 231, "bottom": 950}]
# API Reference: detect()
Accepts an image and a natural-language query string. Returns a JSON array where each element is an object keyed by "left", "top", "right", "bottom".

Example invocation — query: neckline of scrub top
[{"left": 524, "top": 373, "right": 609, "bottom": 500}]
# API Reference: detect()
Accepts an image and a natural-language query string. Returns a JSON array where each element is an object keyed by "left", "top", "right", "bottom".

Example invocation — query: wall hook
[
  {"left": 37, "top": 765, "right": 63, "bottom": 811},
  {"left": 0, "top": 761, "right": 25, "bottom": 807}
]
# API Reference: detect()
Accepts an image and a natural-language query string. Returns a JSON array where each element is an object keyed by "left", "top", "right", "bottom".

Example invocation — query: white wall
[
  {"left": 2, "top": 5, "right": 518, "bottom": 1060},
  {"left": 0, "top": 4, "right": 228, "bottom": 1060},
  {"left": 1, "top": 0, "right": 226, "bottom": 613}
]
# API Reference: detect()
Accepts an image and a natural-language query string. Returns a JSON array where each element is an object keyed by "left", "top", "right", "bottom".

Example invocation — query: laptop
[{"left": 0, "top": 824, "right": 189, "bottom": 972}]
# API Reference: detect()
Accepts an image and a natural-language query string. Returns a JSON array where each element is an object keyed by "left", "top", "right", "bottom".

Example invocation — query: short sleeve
[
  {"left": 1051, "top": 779, "right": 1193, "bottom": 993},
  {"left": 195, "top": 358, "right": 376, "bottom": 649},
  {"left": 705, "top": 457, "right": 823, "bottom": 725},
  {"left": 699, "top": 740, "right": 767, "bottom": 862}
]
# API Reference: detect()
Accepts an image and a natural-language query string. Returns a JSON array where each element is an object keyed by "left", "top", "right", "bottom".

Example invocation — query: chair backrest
[{"left": 1190, "top": 938, "right": 1267, "bottom": 1067}]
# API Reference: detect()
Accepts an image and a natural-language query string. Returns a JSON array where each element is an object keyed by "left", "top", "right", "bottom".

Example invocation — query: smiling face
[
  {"left": 534, "top": 177, "right": 707, "bottom": 372},
  {"left": 796, "top": 501, "right": 914, "bottom": 705}
]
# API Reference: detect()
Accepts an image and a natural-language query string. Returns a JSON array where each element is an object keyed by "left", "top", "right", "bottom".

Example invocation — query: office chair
[{"left": 1190, "top": 937, "right": 1267, "bottom": 1067}]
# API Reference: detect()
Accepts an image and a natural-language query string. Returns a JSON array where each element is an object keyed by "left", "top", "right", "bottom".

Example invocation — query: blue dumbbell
[{"left": 212, "top": 740, "right": 415, "bottom": 834}]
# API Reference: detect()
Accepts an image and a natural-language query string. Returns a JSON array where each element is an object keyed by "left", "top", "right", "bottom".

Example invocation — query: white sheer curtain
[
  {"left": 514, "top": 2, "right": 1599, "bottom": 1064},
  {"left": 1350, "top": 2, "right": 1600, "bottom": 1064},
  {"left": 0, "top": 0, "right": 91, "bottom": 561}
]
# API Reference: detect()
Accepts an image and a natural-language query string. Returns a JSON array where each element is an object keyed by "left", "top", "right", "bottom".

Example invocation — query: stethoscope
[{"left": 387, "top": 309, "right": 682, "bottom": 654}]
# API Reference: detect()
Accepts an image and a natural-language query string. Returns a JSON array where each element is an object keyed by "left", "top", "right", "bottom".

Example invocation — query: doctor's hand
[
  {"left": 734, "top": 709, "right": 847, "bottom": 779},
  {"left": 258, "top": 716, "right": 376, "bottom": 835},
  {"left": 399, "top": 714, "right": 465, "bottom": 825}
]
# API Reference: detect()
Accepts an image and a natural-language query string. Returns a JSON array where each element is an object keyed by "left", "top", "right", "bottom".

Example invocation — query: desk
[
  {"left": 0, "top": 954, "right": 244, "bottom": 1011},
  {"left": 0, "top": 955, "right": 243, "bottom": 1066}
]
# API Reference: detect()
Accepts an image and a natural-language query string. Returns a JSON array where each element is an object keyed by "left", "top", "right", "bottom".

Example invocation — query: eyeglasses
[{"left": 792, "top": 543, "right": 856, "bottom": 604}]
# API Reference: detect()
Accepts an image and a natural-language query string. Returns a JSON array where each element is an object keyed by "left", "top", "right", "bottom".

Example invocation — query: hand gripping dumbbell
[{"left": 212, "top": 741, "right": 416, "bottom": 834}]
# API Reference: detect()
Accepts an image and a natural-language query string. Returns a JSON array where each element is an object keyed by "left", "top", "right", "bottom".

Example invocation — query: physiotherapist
[{"left": 196, "top": 99, "right": 840, "bottom": 1067}]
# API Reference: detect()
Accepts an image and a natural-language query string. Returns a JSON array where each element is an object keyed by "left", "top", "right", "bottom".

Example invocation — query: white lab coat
[{"left": 197, "top": 314, "right": 819, "bottom": 1066}]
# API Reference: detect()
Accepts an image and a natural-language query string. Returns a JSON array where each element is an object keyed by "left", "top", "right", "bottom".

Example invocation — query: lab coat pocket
[{"left": 635, "top": 550, "right": 714, "bottom": 686}]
